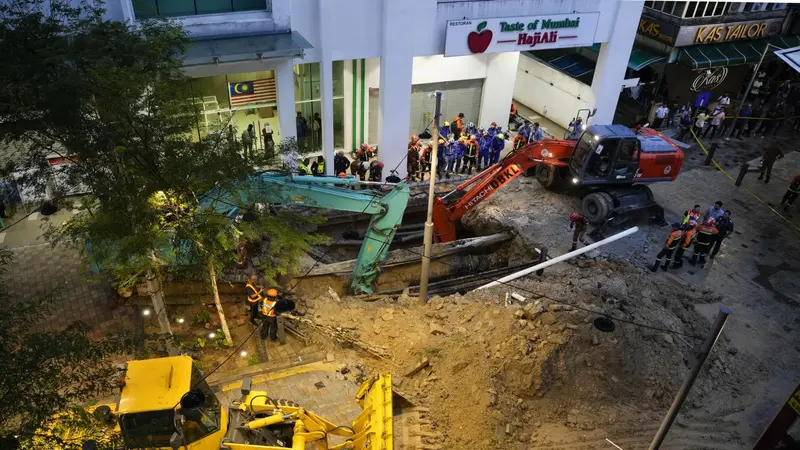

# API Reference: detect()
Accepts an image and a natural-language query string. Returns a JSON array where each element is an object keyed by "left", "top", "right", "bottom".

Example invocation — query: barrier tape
[{"left": 688, "top": 127, "right": 800, "bottom": 233}]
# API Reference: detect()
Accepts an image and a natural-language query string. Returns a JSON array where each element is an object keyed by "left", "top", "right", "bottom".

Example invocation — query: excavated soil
[{"left": 293, "top": 259, "right": 766, "bottom": 450}]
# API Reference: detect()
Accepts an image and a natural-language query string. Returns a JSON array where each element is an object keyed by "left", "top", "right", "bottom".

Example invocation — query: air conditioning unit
[
  {"left": 728, "top": 3, "right": 745, "bottom": 13},
  {"left": 750, "top": 3, "right": 768, "bottom": 12}
]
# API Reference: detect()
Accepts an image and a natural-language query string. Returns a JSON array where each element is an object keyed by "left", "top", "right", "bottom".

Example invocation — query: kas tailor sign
[{"left": 444, "top": 13, "right": 600, "bottom": 57}]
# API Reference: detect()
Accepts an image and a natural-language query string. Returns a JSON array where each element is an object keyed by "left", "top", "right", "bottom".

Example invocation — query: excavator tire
[
  {"left": 582, "top": 192, "right": 614, "bottom": 225},
  {"left": 535, "top": 164, "right": 557, "bottom": 189}
]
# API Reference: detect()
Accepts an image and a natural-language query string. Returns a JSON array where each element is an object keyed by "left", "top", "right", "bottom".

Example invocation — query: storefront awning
[
  {"left": 677, "top": 35, "right": 800, "bottom": 69},
  {"left": 183, "top": 31, "right": 313, "bottom": 68},
  {"left": 590, "top": 44, "right": 667, "bottom": 71}
]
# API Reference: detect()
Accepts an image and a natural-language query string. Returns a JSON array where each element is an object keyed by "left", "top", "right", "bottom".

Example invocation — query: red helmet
[
  {"left": 410, "top": 135, "right": 419, "bottom": 143},
  {"left": 360, "top": 143, "right": 369, "bottom": 150},
  {"left": 704, "top": 217, "right": 715, "bottom": 225},
  {"left": 569, "top": 213, "right": 580, "bottom": 221},
  {"left": 491, "top": 122, "right": 497, "bottom": 127}
]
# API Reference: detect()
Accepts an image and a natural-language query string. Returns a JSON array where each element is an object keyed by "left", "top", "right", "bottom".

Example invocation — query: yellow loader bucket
[{"left": 349, "top": 373, "right": 433, "bottom": 450}]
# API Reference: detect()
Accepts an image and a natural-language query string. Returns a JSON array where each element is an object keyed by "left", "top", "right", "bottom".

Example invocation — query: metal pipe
[
  {"left": 727, "top": 43, "right": 771, "bottom": 138},
  {"left": 419, "top": 91, "right": 442, "bottom": 304},
  {"left": 476, "top": 227, "right": 639, "bottom": 290},
  {"left": 648, "top": 306, "right": 731, "bottom": 450}
]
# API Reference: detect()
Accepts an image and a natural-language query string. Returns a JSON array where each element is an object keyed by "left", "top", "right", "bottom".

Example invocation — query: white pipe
[{"left": 476, "top": 226, "right": 639, "bottom": 290}]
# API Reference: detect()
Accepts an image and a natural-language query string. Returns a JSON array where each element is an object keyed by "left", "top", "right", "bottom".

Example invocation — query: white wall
[
  {"left": 411, "top": 55, "right": 488, "bottom": 85},
  {"left": 479, "top": 52, "right": 519, "bottom": 130},
  {"left": 514, "top": 55, "right": 594, "bottom": 129}
]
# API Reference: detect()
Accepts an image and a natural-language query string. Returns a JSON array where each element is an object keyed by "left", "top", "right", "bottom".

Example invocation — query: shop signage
[
  {"left": 691, "top": 67, "right": 728, "bottom": 92},
  {"left": 637, "top": 15, "right": 679, "bottom": 46},
  {"left": 444, "top": 13, "right": 600, "bottom": 57},
  {"left": 674, "top": 18, "right": 783, "bottom": 47}
]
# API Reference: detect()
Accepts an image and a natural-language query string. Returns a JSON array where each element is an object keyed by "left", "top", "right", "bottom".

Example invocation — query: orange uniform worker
[
  {"left": 451, "top": 113, "right": 465, "bottom": 138},
  {"left": 513, "top": 133, "right": 527, "bottom": 150},
  {"left": 650, "top": 223, "right": 683, "bottom": 272},
  {"left": 671, "top": 221, "right": 696, "bottom": 269},
  {"left": 245, "top": 274, "right": 264, "bottom": 325},
  {"left": 689, "top": 218, "right": 719, "bottom": 269},
  {"left": 260, "top": 288, "right": 280, "bottom": 342}
]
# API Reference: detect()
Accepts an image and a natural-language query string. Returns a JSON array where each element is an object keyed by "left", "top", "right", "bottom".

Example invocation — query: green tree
[
  {"left": 0, "top": 248, "right": 131, "bottom": 448},
  {"left": 0, "top": 0, "right": 324, "bottom": 345}
]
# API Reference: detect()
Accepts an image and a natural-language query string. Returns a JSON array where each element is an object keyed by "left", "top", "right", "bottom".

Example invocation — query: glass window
[
  {"left": 652, "top": 1, "right": 664, "bottom": 11},
  {"left": 334, "top": 98, "right": 344, "bottom": 149},
  {"left": 120, "top": 410, "right": 175, "bottom": 448},
  {"left": 713, "top": 2, "right": 726, "bottom": 14},
  {"left": 134, "top": 0, "right": 269, "bottom": 19}
]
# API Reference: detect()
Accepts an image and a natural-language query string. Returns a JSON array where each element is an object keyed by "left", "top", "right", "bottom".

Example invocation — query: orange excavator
[{"left": 432, "top": 124, "right": 684, "bottom": 242}]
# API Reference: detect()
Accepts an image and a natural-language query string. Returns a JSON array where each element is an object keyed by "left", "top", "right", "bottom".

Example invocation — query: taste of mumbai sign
[{"left": 445, "top": 13, "right": 600, "bottom": 57}]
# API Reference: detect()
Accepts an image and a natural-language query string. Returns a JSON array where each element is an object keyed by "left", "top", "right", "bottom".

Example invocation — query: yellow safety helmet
[
  {"left": 438, "top": 139, "right": 445, "bottom": 144},
  {"left": 458, "top": 137, "right": 466, "bottom": 143},
  {"left": 266, "top": 288, "right": 278, "bottom": 297},
  {"left": 470, "top": 134, "right": 477, "bottom": 140},
  {"left": 498, "top": 133, "right": 504, "bottom": 139},
  {"left": 444, "top": 121, "right": 450, "bottom": 126}
]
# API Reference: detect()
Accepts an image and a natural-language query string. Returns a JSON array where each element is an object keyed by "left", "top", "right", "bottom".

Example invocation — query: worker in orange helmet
[
  {"left": 260, "top": 288, "right": 280, "bottom": 342},
  {"left": 451, "top": 113, "right": 465, "bottom": 139},
  {"left": 689, "top": 217, "right": 719, "bottom": 269},
  {"left": 407, "top": 142, "right": 420, "bottom": 182},
  {"left": 420, "top": 141, "right": 433, "bottom": 179},
  {"left": 462, "top": 135, "right": 479, "bottom": 175},
  {"left": 408, "top": 135, "right": 420, "bottom": 150},
  {"left": 569, "top": 212, "right": 589, "bottom": 251},
  {"left": 650, "top": 222, "right": 683, "bottom": 272}
]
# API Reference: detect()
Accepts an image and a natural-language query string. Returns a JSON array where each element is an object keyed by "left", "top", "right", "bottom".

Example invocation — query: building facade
[
  {"left": 631, "top": 1, "right": 797, "bottom": 120},
  {"left": 100, "top": 0, "right": 643, "bottom": 178}
]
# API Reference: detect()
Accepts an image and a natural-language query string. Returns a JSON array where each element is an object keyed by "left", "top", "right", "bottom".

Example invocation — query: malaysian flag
[{"left": 229, "top": 78, "right": 277, "bottom": 106}]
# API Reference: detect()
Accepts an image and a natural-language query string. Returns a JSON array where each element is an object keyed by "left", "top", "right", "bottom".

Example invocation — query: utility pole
[
  {"left": 418, "top": 91, "right": 442, "bottom": 304},
  {"left": 648, "top": 306, "right": 731, "bottom": 450}
]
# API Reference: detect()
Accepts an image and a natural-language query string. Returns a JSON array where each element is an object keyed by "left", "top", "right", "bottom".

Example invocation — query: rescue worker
[
  {"left": 513, "top": 133, "right": 527, "bottom": 151},
  {"left": 689, "top": 218, "right": 719, "bottom": 269},
  {"left": 241, "top": 124, "right": 255, "bottom": 161},
  {"left": 245, "top": 273, "right": 264, "bottom": 325},
  {"left": 569, "top": 212, "right": 589, "bottom": 251},
  {"left": 451, "top": 113, "right": 465, "bottom": 138},
  {"left": 453, "top": 137, "right": 466, "bottom": 174},
  {"left": 703, "top": 201, "right": 724, "bottom": 222},
  {"left": 650, "top": 223, "right": 683, "bottom": 272},
  {"left": 531, "top": 122, "right": 544, "bottom": 141},
  {"left": 357, "top": 143, "right": 371, "bottom": 162},
  {"left": 334, "top": 150, "right": 350, "bottom": 175},
  {"left": 517, "top": 122, "right": 531, "bottom": 141},
  {"left": 780, "top": 173, "right": 800, "bottom": 212},
  {"left": 407, "top": 143, "right": 420, "bottom": 182},
  {"left": 436, "top": 138, "right": 446, "bottom": 178},
  {"left": 260, "top": 288, "right": 279, "bottom": 342},
  {"left": 682, "top": 204, "right": 701, "bottom": 224},
  {"left": 491, "top": 133, "right": 505, "bottom": 165},
  {"left": 421, "top": 141, "right": 433, "bottom": 179},
  {"left": 671, "top": 221, "right": 696, "bottom": 269},
  {"left": 462, "top": 135, "right": 479, "bottom": 175},
  {"left": 510, "top": 103, "right": 518, "bottom": 122},
  {"left": 478, "top": 132, "right": 492, "bottom": 171},
  {"left": 408, "top": 135, "right": 420, "bottom": 151},
  {"left": 465, "top": 122, "right": 479, "bottom": 137},
  {"left": 310, "top": 155, "right": 325, "bottom": 176},
  {"left": 443, "top": 138, "right": 456, "bottom": 177},
  {"left": 487, "top": 122, "right": 498, "bottom": 138},
  {"left": 369, "top": 160, "right": 384, "bottom": 183},
  {"left": 710, "top": 210, "right": 733, "bottom": 259},
  {"left": 757, "top": 144, "right": 785, "bottom": 184},
  {"left": 298, "top": 158, "right": 312, "bottom": 176},
  {"left": 440, "top": 121, "right": 451, "bottom": 140}
]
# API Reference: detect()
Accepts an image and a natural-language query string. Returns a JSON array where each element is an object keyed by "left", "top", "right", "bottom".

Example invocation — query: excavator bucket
[{"left": 350, "top": 374, "right": 434, "bottom": 450}]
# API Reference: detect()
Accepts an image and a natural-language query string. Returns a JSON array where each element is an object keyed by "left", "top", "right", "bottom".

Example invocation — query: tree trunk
[
  {"left": 209, "top": 263, "right": 233, "bottom": 345},
  {"left": 145, "top": 267, "right": 177, "bottom": 356}
]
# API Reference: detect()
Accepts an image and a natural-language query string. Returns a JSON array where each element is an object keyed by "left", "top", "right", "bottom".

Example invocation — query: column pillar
[
  {"left": 478, "top": 52, "right": 520, "bottom": 130},
  {"left": 319, "top": 0, "right": 335, "bottom": 175},
  {"left": 590, "top": 0, "right": 643, "bottom": 125},
  {"left": 377, "top": 0, "right": 415, "bottom": 180},
  {"left": 275, "top": 59, "right": 297, "bottom": 144}
]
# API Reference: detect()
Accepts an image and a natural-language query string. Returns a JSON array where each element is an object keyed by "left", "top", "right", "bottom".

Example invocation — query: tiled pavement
[{"left": 3, "top": 243, "right": 125, "bottom": 332}]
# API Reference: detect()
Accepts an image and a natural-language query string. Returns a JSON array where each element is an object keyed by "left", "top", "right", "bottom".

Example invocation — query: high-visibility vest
[
  {"left": 315, "top": 162, "right": 325, "bottom": 174},
  {"left": 261, "top": 297, "right": 277, "bottom": 316},
  {"left": 466, "top": 142, "right": 477, "bottom": 158},
  {"left": 299, "top": 163, "right": 310, "bottom": 175},
  {"left": 664, "top": 230, "right": 682, "bottom": 250},
  {"left": 246, "top": 282, "right": 263, "bottom": 304}
]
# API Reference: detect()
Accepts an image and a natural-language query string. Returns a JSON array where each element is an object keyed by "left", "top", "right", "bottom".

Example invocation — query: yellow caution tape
[{"left": 688, "top": 127, "right": 800, "bottom": 233}]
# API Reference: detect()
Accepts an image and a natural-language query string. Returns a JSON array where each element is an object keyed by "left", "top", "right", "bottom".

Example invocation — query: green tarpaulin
[
  {"left": 677, "top": 35, "right": 800, "bottom": 69},
  {"left": 590, "top": 43, "right": 667, "bottom": 71}
]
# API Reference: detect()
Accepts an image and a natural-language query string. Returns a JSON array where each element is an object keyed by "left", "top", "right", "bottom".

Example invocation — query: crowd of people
[
  {"left": 405, "top": 112, "right": 544, "bottom": 182},
  {"left": 650, "top": 201, "right": 734, "bottom": 272}
]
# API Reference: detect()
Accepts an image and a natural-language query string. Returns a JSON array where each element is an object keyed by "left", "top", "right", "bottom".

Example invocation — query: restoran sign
[{"left": 444, "top": 13, "right": 600, "bottom": 57}]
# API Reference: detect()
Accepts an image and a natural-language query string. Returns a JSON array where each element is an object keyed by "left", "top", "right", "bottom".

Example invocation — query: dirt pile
[{"left": 293, "top": 259, "right": 764, "bottom": 449}]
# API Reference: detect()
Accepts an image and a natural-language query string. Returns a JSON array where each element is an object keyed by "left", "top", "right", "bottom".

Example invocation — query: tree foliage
[{"left": 0, "top": 248, "right": 132, "bottom": 447}]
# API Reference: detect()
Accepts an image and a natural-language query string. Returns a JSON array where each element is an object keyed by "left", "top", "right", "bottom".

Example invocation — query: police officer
[
  {"left": 260, "top": 288, "right": 279, "bottom": 342},
  {"left": 245, "top": 274, "right": 264, "bottom": 325},
  {"left": 651, "top": 223, "right": 683, "bottom": 272},
  {"left": 710, "top": 210, "right": 733, "bottom": 259}
]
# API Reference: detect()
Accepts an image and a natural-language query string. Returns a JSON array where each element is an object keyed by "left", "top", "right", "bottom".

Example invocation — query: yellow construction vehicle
[{"left": 85, "top": 355, "right": 425, "bottom": 450}]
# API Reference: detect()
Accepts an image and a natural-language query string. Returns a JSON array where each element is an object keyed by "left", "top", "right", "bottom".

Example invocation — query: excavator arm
[
  {"left": 432, "top": 139, "right": 573, "bottom": 242},
  {"left": 201, "top": 172, "right": 410, "bottom": 294}
]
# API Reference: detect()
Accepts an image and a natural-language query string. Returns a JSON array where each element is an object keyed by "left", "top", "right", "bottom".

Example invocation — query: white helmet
[{"left": 469, "top": 122, "right": 475, "bottom": 128}]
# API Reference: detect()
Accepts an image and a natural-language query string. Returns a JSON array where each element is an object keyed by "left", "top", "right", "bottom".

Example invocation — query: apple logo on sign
[{"left": 467, "top": 21, "right": 492, "bottom": 54}]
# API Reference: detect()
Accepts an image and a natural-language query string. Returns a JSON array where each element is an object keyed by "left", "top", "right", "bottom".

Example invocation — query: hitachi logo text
[{"left": 463, "top": 165, "right": 522, "bottom": 211}]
